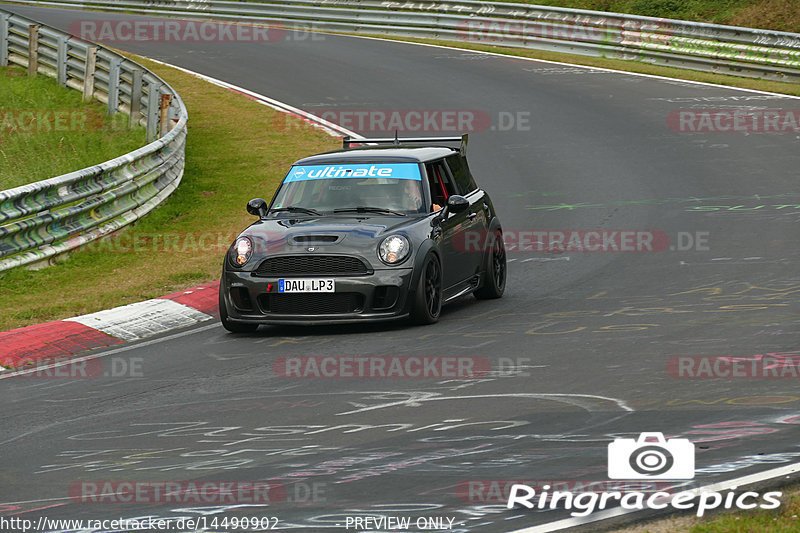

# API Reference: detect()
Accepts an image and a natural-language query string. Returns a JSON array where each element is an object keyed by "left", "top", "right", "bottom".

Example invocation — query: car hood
[{"left": 238, "top": 215, "right": 424, "bottom": 258}]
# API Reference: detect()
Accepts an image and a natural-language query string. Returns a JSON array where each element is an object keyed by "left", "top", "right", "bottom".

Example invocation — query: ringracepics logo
[
  {"left": 459, "top": 479, "right": 678, "bottom": 503},
  {"left": 508, "top": 431, "right": 782, "bottom": 517},
  {"left": 608, "top": 433, "right": 694, "bottom": 479},
  {"left": 507, "top": 483, "right": 782, "bottom": 518}
]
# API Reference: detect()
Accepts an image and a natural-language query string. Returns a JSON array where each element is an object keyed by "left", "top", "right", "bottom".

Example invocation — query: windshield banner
[{"left": 285, "top": 163, "right": 422, "bottom": 182}]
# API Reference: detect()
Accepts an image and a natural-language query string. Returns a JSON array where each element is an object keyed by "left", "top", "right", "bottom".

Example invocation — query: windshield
[{"left": 271, "top": 163, "right": 425, "bottom": 215}]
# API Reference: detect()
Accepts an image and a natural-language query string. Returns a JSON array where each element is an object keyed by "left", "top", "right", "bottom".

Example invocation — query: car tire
[
  {"left": 475, "top": 229, "right": 506, "bottom": 300},
  {"left": 411, "top": 254, "right": 442, "bottom": 325},
  {"left": 219, "top": 280, "right": 259, "bottom": 333}
]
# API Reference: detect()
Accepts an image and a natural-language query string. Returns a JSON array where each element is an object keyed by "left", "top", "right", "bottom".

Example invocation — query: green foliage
[
  {"left": 0, "top": 66, "right": 145, "bottom": 190},
  {"left": 631, "top": 0, "right": 685, "bottom": 17}
]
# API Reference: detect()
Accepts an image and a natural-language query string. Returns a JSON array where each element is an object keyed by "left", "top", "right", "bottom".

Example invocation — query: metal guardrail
[
  {"left": 3, "top": 0, "right": 800, "bottom": 82},
  {"left": 0, "top": 8, "right": 187, "bottom": 271},
  {"left": 0, "top": 1, "right": 796, "bottom": 267}
]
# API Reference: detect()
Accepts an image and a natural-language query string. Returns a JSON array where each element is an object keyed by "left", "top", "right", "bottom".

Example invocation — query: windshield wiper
[
  {"left": 269, "top": 206, "right": 321, "bottom": 216},
  {"left": 333, "top": 206, "right": 406, "bottom": 216}
]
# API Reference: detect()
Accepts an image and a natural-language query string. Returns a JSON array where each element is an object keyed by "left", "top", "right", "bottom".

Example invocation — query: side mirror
[
  {"left": 447, "top": 195, "right": 469, "bottom": 214},
  {"left": 247, "top": 198, "right": 268, "bottom": 217},
  {"left": 431, "top": 195, "right": 469, "bottom": 226}
]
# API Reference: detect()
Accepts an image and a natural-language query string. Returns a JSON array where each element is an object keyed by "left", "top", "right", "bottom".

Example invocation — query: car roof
[{"left": 294, "top": 145, "right": 458, "bottom": 165}]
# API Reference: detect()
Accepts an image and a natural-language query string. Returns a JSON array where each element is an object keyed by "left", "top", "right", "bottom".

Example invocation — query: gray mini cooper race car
[{"left": 219, "top": 135, "right": 505, "bottom": 331}]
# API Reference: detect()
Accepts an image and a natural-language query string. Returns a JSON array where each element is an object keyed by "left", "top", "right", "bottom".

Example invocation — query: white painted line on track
[
  {"left": 142, "top": 30, "right": 800, "bottom": 155},
  {"left": 336, "top": 391, "right": 634, "bottom": 415},
  {"left": 144, "top": 57, "right": 364, "bottom": 139},
  {"left": 27, "top": 3, "right": 798, "bottom": 100},
  {"left": 4, "top": 27, "right": 794, "bottom": 531},
  {"left": 318, "top": 33, "right": 800, "bottom": 100},
  {"left": 0, "top": 322, "right": 220, "bottom": 380},
  {"left": 124, "top": 52, "right": 800, "bottom": 533}
]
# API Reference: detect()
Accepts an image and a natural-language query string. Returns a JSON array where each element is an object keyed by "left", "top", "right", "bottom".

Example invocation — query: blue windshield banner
[{"left": 285, "top": 163, "right": 422, "bottom": 182}]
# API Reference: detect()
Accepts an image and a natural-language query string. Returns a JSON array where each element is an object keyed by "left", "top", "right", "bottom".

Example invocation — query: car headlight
[
  {"left": 379, "top": 235, "right": 410, "bottom": 265},
  {"left": 231, "top": 236, "right": 253, "bottom": 267}
]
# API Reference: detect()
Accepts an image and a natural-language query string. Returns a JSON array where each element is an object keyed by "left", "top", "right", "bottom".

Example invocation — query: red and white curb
[
  {"left": 0, "top": 59, "right": 364, "bottom": 372},
  {"left": 0, "top": 58, "right": 370, "bottom": 371},
  {"left": 0, "top": 282, "right": 219, "bottom": 369}
]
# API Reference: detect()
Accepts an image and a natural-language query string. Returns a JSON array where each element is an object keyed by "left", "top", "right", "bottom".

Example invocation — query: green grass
[
  {"left": 1, "top": 8, "right": 798, "bottom": 529},
  {"left": 0, "top": 3, "right": 797, "bottom": 530},
  {"left": 0, "top": 55, "right": 337, "bottom": 332},
  {"left": 2, "top": 6, "right": 800, "bottom": 332},
  {"left": 0, "top": 66, "right": 146, "bottom": 190}
]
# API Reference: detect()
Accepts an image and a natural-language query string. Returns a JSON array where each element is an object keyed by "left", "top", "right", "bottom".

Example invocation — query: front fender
[{"left": 409, "top": 239, "right": 440, "bottom": 297}]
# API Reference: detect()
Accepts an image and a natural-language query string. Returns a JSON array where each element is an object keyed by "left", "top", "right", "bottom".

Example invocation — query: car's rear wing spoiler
[{"left": 343, "top": 134, "right": 469, "bottom": 157}]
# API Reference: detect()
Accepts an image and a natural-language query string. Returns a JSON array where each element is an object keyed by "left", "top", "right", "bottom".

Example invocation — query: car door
[
  {"left": 425, "top": 159, "right": 473, "bottom": 290},
  {"left": 445, "top": 153, "right": 489, "bottom": 278}
]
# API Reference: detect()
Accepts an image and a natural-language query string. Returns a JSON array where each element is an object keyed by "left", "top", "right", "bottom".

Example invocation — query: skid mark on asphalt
[{"left": 334, "top": 391, "right": 634, "bottom": 416}]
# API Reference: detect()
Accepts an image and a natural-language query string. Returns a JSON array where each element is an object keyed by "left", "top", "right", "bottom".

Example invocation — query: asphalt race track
[{"left": 2, "top": 5, "right": 800, "bottom": 532}]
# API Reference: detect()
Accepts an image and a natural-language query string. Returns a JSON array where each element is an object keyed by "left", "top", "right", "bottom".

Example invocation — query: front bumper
[{"left": 222, "top": 267, "right": 414, "bottom": 325}]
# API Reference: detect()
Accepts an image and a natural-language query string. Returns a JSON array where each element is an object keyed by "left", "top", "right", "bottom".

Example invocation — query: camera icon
[{"left": 608, "top": 432, "right": 695, "bottom": 479}]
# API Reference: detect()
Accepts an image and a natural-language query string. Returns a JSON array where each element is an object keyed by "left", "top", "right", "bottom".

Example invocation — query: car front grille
[
  {"left": 259, "top": 293, "right": 364, "bottom": 315},
  {"left": 253, "top": 255, "right": 369, "bottom": 277}
]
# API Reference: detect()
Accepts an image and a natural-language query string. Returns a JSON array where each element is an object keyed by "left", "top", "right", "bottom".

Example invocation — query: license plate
[{"left": 278, "top": 278, "right": 335, "bottom": 293}]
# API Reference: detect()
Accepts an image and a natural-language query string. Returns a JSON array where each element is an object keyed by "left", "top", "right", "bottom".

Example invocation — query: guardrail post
[
  {"left": 107, "top": 57, "right": 121, "bottom": 114},
  {"left": 0, "top": 14, "right": 10, "bottom": 67},
  {"left": 159, "top": 93, "right": 172, "bottom": 136},
  {"left": 129, "top": 69, "right": 143, "bottom": 128},
  {"left": 83, "top": 46, "right": 97, "bottom": 102},
  {"left": 146, "top": 80, "right": 161, "bottom": 140},
  {"left": 56, "top": 35, "right": 68, "bottom": 87},
  {"left": 27, "top": 24, "right": 39, "bottom": 76}
]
